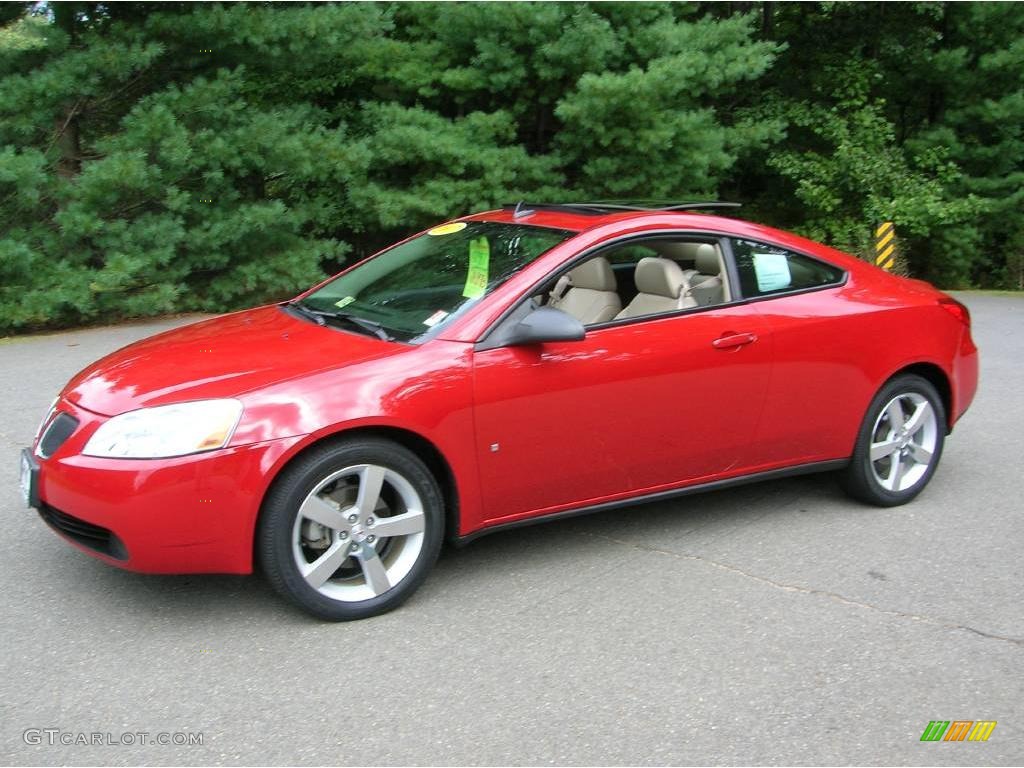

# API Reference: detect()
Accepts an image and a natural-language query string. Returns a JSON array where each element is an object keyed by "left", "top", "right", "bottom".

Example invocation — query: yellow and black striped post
[{"left": 875, "top": 221, "right": 896, "bottom": 270}]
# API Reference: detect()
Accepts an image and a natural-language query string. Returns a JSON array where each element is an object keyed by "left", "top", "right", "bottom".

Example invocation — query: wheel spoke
[
  {"left": 903, "top": 401, "right": 930, "bottom": 436},
  {"left": 356, "top": 465, "right": 386, "bottom": 518},
  {"left": 303, "top": 541, "right": 351, "bottom": 589},
  {"left": 300, "top": 494, "right": 349, "bottom": 531},
  {"left": 371, "top": 510, "right": 425, "bottom": 538},
  {"left": 885, "top": 398, "right": 905, "bottom": 430},
  {"left": 355, "top": 545, "right": 390, "bottom": 595},
  {"left": 870, "top": 439, "right": 901, "bottom": 462},
  {"left": 887, "top": 454, "right": 906, "bottom": 491},
  {"left": 909, "top": 442, "right": 933, "bottom": 465}
]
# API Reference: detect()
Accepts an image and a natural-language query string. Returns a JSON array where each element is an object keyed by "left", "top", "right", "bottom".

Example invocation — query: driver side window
[{"left": 542, "top": 237, "right": 731, "bottom": 327}]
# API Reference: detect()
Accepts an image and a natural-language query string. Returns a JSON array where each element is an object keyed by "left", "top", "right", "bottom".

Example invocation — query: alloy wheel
[
  {"left": 868, "top": 392, "right": 939, "bottom": 493},
  {"left": 291, "top": 464, "right": 426, "bottom": 602}
]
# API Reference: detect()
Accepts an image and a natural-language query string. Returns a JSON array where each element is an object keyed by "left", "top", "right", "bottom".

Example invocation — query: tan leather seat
[
  {"left": 614, "top": 257, "right": 697, "bottom": 319},
  {"left": 686, "top": 244, "right": 726, "bottom": 306},
  {"left": 550, "top": 256, "right": 621, "bottom": 325}
]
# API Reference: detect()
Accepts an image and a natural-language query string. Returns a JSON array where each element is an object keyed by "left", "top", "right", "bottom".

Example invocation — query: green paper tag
[
  {"left": 334, "top": 296, "right": 355, "bottom": 308},
  {"left": 462, "top": 238, "right": 490, "bottom": 299}
]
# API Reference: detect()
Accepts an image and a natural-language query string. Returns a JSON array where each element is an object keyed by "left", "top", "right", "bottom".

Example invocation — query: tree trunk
[
  {"left": 762, "top": 1, "right": 775, "bottom": 38},
  {"left": 52, "top": 3, "right": 83, "bottom": 178},
  {"left": 927, "top": 2, "right": 949, "bottom": 126},
  {"left": 53, "top": 105, "right": 82, "bottom": 179}
]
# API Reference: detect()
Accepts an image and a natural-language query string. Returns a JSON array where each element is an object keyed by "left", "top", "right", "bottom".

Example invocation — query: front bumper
[{"left": 29, "top": 399, "right": 302, "bottom": 574}]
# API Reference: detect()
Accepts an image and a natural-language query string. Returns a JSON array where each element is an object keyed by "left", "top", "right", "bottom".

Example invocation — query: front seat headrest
[
  {"left": 568, "top": 256, "right": 616, "bottom": 292},
  {"left": 634, "top": 257, "right": 687, "bottom": 299}
]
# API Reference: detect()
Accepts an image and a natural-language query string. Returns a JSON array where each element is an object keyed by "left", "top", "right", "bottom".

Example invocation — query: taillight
[{"left": 938, "top": 296, "right": 971, "bottom": 326}]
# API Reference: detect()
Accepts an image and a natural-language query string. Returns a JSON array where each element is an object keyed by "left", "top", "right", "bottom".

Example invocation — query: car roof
[
  {"left": 462, "top": 207, "right": 764, "bottom": 238},
  {"left": 465, "top": 201, "right": 744, "bottom": 230},
  {"left": 463, "top": 206, "right": 659, "bottom": 232},
  {"left": 460, "top": 207, "right": 864, "bottom": 271}
]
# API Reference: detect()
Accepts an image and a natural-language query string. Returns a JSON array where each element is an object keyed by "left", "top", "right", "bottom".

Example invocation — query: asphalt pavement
[{"left": 0, "top": 293, "right": 1021, "bottom": 766}]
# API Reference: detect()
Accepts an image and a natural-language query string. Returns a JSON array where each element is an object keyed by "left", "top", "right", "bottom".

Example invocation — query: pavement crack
[{"left": 582, "top": 531, "right": 1024, "bottom": 649}]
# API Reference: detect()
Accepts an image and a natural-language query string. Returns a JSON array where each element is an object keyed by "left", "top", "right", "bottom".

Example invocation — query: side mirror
[{"left": 504, "top": 306, "right": 585, "bottom": 347}]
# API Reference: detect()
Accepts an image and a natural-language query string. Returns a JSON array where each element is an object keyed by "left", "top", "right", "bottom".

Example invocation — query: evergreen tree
[{"left": 0, "top": 2, "right": 1021, "bottom": 334}]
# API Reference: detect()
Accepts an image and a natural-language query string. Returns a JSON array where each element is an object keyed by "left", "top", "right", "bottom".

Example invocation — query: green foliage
[
  {"left": 556, "top": 14, "right": 781, "bottom": 198},
  {"left": 741, "top": 1, "right": 1023, "bottom": 288},
  {"left": 0, "top": 1, "right": 1022, "bottom": 334},
  {"left": 764, "top": 83, "right": 981, "bottom": 281}
]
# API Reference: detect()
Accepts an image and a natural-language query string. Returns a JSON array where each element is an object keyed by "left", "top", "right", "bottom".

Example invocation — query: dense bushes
[{"left": 0, "top": 2, "right": 1021, "bottom": 334}]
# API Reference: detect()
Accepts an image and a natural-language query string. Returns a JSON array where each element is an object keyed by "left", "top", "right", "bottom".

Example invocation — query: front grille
[
  {"left": 38, "top": 412, "right": 79, "bottom": 458},
  {"left": 39, "top": 504, "right": 128, "bottom": 561}
]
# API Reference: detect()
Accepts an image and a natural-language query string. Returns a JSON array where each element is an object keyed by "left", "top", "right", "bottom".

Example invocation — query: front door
[{"left": 471, "top": 304, "right": 773, "bottom": 524}]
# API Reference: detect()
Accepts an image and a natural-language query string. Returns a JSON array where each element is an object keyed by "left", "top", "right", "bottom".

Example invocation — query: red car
[{"left": 21, "top": 202, "right": 979, "bottom": 620}]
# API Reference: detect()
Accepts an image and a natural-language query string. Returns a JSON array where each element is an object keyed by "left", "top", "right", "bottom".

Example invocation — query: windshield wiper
[
  {"left": 284, "top": 300, "right": 325, "bottom": 326},
  {"left": 285, "top": 301, "right": 392, "bottom": 341},
  {"left": 328, "top": 312, "right": 393, "bottom": 341}
]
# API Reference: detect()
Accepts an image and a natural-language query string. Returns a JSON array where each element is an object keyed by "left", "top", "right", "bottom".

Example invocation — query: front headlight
[
  {"left": 34, "top": 396, "right": 59, "bottom": 442},
  {"left": 83, "top": 399, "right": 244, "bottom": 459}
]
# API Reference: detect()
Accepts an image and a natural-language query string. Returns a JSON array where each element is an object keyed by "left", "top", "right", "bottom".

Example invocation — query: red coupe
[{"left": 21, "top": 202, "right": 979, "bottom": 619}]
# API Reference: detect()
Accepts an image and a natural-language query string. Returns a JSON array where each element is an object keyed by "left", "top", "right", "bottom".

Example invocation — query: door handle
[{"left": 712, "top": 332, "right": 758, "bottom": 350}]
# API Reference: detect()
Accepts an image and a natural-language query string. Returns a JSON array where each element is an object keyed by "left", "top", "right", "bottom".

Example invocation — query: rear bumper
[
  {"left": 951, "top": 326, "right": 980, "bottom": 427},
  {"left": 31, "top": 399, "right": 302, "bottom": 574}
]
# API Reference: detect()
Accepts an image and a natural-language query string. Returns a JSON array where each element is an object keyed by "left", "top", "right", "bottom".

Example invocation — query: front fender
[{"left": 231, "top": 339, "right": 486, "bottom": 540}]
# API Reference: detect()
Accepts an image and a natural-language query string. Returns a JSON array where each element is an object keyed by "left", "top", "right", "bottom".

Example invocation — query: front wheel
[
  {"left": 841, "top": 374, "right": 946, "bottom": 507},
  {"left": 258, "top": 437, "right": 444, "bottom": 620}
]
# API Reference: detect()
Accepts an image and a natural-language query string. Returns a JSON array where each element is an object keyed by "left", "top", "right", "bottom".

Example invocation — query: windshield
[{"left": 298, "top": 221, "right": 573, "bottom": 342}]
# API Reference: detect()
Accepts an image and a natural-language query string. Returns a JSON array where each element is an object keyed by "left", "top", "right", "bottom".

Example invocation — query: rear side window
[{"left": 730, "top": 239, "right": 844, "bottom": 298}]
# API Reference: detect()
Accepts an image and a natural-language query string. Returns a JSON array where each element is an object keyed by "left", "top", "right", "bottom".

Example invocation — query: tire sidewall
[
  {"left": 847, "top": 374, "right": 946, "bottom": 506},
  {"left": 259, "top": 438, "right": 444, "bottom": 621}
]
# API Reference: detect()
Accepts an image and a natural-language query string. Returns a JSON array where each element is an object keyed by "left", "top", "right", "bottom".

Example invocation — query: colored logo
[{"left": 920, "top": 721, "right": 996, "bottom": 742}]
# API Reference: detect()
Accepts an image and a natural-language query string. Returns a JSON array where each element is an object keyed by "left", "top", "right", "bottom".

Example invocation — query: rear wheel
[
  {"left": 841, "top": 374, "right": 946, "bottom": 506},
  {"left": 259, "top": 437, "right": 444, "bottom": 620}
]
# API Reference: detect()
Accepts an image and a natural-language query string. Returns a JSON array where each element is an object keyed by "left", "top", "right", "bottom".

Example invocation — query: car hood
[{"left": 62, "top": 306, "right": 396, "bottom": 416}]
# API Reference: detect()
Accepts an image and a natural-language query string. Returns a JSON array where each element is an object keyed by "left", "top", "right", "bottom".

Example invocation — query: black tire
[
  {"left": 840, "top": 373, "right": 946, "bottom": 507},
  {"left": 258, "top": 437, "right": 444, "bottom": 620}
]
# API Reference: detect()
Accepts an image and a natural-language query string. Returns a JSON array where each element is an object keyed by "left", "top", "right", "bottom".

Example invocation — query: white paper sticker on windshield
[
  {"left": 334, "top": 296, "right": 356, "bottom": 309},
  {"left": 753, "top": 252, "right": 792, "bottom": 292},
  {"left": 423, "top": 309, "right": 449, "bottom": 327}
]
